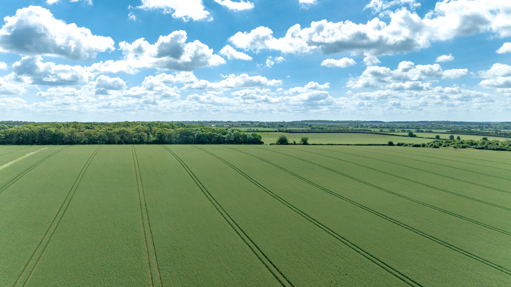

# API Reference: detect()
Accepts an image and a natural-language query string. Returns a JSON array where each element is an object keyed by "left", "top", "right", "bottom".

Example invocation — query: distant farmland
[
  {"left": 257, "top": 132, "right": 433, "bottom": 144},
  {"left": 1, "top": 145, "right": 510, "bottom": 286}
]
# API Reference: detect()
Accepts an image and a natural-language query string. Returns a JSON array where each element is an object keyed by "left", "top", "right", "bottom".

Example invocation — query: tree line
[{"left": 0, "top": 122, "right": 264, "bottom": 145}]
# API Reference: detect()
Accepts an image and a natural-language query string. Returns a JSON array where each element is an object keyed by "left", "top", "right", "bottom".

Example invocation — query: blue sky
[{"left": 0, "top": 0, "right": 510, "bottom": 122}]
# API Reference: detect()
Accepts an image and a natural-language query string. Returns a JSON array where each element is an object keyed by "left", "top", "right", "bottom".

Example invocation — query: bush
[
  {"left": 397, "top": 142, "right": 405, "bottom": 146},
  {"left": 276, "top": 135, "right": 289, "bottom": 145},
  {"left": 388, "top": 141, "right": 394, "bottom": 146},
  {"left": 412, "top": 144, "right": 422, "bottom": 147},
  {"left": 300, "top": 137, "right": 309, "bottom": 145}
]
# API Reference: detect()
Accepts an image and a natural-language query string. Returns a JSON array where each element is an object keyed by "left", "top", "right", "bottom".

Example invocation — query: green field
[
  {"left": 392, "top": 132, "right": 511, "bottom": 141},
  {"left": 1, "top": 145, "right": 510, "bottom": 286},
  {"left": 258, "top": 132, "right": 433, "bottom": 144}
]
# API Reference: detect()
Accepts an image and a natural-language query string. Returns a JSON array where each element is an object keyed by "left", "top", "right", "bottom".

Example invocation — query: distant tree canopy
[{"left": 0, "top": 122, "right": 264, "bottom": 145}]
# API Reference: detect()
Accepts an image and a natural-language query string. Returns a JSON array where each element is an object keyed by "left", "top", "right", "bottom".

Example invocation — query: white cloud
[
  {"left": 347, "top": 61, "right": 467, "bottom": 89},
  {"left": 436, "top": 54, "right": 454, "bottom": 62},
  {"left": 479, "top": 63, "right": 511, "bottom": 91},
  {"left": 219, "top": 45, "right": 252, "bottom": 60},
  {"left": 184, "top": 74, "right": 281, "bottom": 90},
  {"left": 265, "top": 56, "right": 285, "bottom": 68},
  {"left": 299, "top": 0, "right": 317, "bottom": 8},
  {"left": 137, "top": 0, "right": 211, "bottom": 21},
  {"left": 321, "top": 58, "right": 356, "bottom": 68},
  {"left": 12, "top": 56, "right": 94, "bottom": 86},
  {"left": 443, "top": 69, "right": 468, "bottom": 79},
  {"left": 95, "top": 75, "right": 126, "bottom": 91},
  {"left": 47, "top": 0, "right": 93, "bottom": 5},
  {"left": 128, "top": 12, "right": 138, "bottom": 22},
  {"left": 230, "top": 1, "right": 511, "bottom": 58},
  {"left": 119, "top": 31, "right": 225, "bottom": 71},
  {"left": 0, "top": 76, "right": 26, "bottom": 95},
  {"left": 214, "top": 0, "right": 254, "bottom": 11},
  {"left": 385, "top": 81, "right": 432, "bottom": 91},
  {"left": 0, "top": 62, "right": 7, "bottom": 70},
  {"left": 497, "top": 43, "right": 511, "bottom": 54},
  {"left": 0, "top": 6, "right": 114, "bottom": 61},
  {"left": 286, "top": 81, "right": 329, "bottom": 94},
  {"left": 87, "top": 60, "right": 139, "bottom": 75},
  {"left": 363, "top": 56, "right": 381, "bottom": 66},
  {"left": 364, "top": 0, "right": 420, "bottom": 13}
]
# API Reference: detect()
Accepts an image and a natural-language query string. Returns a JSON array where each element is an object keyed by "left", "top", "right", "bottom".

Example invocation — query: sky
[{"left": 0, "top": 0, "right": 510, "bottom": 122}]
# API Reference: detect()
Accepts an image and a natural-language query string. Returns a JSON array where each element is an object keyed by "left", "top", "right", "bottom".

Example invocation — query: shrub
[
  {"left": 397, "top": 142, "right": 405, "bottom": 146},
  {"left": 388, "top": 141, "right": 394, "bottom": 146},
  {"left": 412, "top": 144, "right": 422, "bottom": 147},
  {"left": 276, "top": 135, "right": 289, "bottom": 145}
]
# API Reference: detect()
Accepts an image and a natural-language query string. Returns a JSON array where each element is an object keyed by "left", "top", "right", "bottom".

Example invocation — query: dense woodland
[{"left": 0, "top": 122, "right": 264, "bottom": 145}]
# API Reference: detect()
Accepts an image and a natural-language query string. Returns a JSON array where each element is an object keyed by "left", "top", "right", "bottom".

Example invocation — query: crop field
[
  {"left": 258, "top": 132, "right": 432, "bottom": 144},
  {"left": 0, "top": 145, "right": 510, "bottom": 286},
  {"left": 391, "top": 132, "right": 511, "bottom": 141}
]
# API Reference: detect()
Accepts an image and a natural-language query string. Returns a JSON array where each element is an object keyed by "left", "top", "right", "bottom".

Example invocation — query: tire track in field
[
  {"left": 256, "top": 147, "right": 511, "bottom": 237},
  {"left": 0, "top": 146, "right": 34, "bottom": 161},
  {"left": 376, "top": 148, "right": 511, "bottom": 172},
  {"left": 318, "top": 147, "right": 511, "bottom": 196},
  {"left": 198, "top": 146, "right": 423, "bottom": 287},
  {"left": 132, "top": 146, "right": 163, "bottom": 287},
  {"left": 225, "top": 147, "right": 511, "bottom": 277},
  {"left": 162, "top": 146, "right": 293, "bottom": 287},
  {"left": 293, "top": 148, "right": 511, "bottom": 212},
  {"left": 352, "top": 147, "right": 511, "bottom": 182},
  {"left": 14, "top": 146, "right": 102, "bottom": 287},
  {"left": 388, "top": 147, "right": 511, "bottom": 166},
  {"left": 0, "top": 147, "right": 68, "bottom": 196}
]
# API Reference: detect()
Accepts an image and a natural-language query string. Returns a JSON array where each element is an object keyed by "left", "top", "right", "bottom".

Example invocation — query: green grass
[
  {"left": 258, "top": 132, "right": 433, "bottom": 144},
  {"left": 0, "top": 145, "right": 510, "bottom": 286}
]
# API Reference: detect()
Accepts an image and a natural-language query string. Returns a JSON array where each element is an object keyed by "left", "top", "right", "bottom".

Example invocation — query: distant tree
[
  {"left": 482, "top": 137, "right": 488, "bottom": 141},
  {"left": 449, "top": 135, "right": 455, "bottom": 140},
  {"left": 300, "top": 137, "right": 309, "bottom": 145},
  {"left": 293, "top": 140, "right": 296, "bottom": 145},
  {"left": 456, "top": 136, "right": 461, "bottom": 140},
  {"left": 276, "top": 135, "right": 289, "bottom": 145},
  {"left": 435, "top": 135, "right": 441, "bottom": 139},
  {"left": 388, "top": 141, "right": 394, "bottom": 146},
  {"left": 408, "top": 132, "right": 417, "bottom": 137}
]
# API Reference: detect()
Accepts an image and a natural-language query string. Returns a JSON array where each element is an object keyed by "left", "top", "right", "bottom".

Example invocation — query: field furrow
[
  {"left": 132, "top": 146, "right": 163, "bottom": 287},
  {"left": 295, "top": 147, "right": 511, "bottom": 211},
  {"left": 135, "top": 145, "right": 282, "bottom": 286},
  {"left": 203, "top": 146, "right": 511, "bottom": 285},
  {"left": 196, "top": 146, "right": 422, "bottom": 287},
  {"left": 24, "top": 146, "right": 150, "bottom": 286},
  {"left": 169, "top": 146, "right": 413, "bottom": 286},
  {"left": 319, "top": 146, "right": 511, "bottom": 196},
  {"left": 15, "top": 146, "right": 102, "bottom": 287},
  {"left": 163, "top": 146, "right": 293, "bottom": 287},
  {"left": 224, "top": 146, "right": 511, "bottom": 275}
]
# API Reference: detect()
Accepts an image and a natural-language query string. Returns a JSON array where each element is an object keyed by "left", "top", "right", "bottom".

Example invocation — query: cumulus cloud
[
  {"left": 321, "top": 58, "right": 356, "bottom": 68},
  {"left": 12, "top": 56, "right": 94, "bottom": 86},
  {"left": 47, "top": 0, "right": 93, "bottom": 5},
  {"left": 479, "top": 63, "right": 511, "bottom": 91},
  {"left": 119, "top": 31, "right": 225, "bottom": 71},
  {"left": 0, "top": 6, "right": 114, "bottom": 61},
  {"left": 0, "top": 62, "right": 7, "bottom": 70},
  {"left": 299, "top": 0, "right": 317, "bottom": 8},
  {"left": 230, "top": 1, "right": 511, "bottom": 58},
  {"left": 0, "top": 76, "right": 26, "bottom": 95},
  {"left": 364, "top": 0, "right": 420, "bottom": 13},
  {"left": 137, "top": 0, "right": 211, "bottom": 21},
  {"left": 286, "top": 81, "right": 329, "bottom": 94},
  {"left": 436, "top": 54, "right": 454, "bottom": 62},
  {"left": 497, "top": 43, "right": 511, "bottom": 54},
  {"left": 265, "top": 56, "right": 285, "bottom": 68},
  {"left": 94, "top": 75, "right": 126, "bottom": 93},
  {"left": 86, "top": 60, "right": 139, "bottom": 75},
  {"left": 443, "top": 69, "right": 468, "bottom": 79},
  {"left": 214, "top": 0, "right": 254, "bottom": 11},
  {"left": 347, "top": 61, "right": 467, "bottom": 89},
  {"left": 219, "top": 45, "right": 252, "bottom": 60},
  {"left": 184, "top": 74, "right": 281, "bottom": 90}
]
